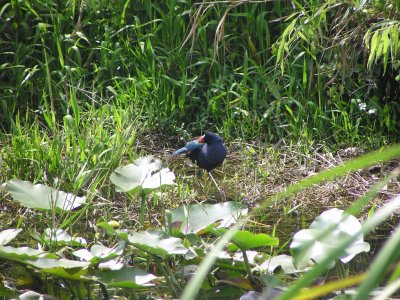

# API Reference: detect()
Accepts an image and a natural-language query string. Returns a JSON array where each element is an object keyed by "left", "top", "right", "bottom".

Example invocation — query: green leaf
[
  {"left": 116, "top": 229, "right": 187, "bottom": 259},
  {"left": 110, "top": 156, "right": 175, "bottom": 193},
  {"left": 73, "top": 242, "right": 125, "bottom": 270},
  {"left": 44, "top": 228, "right": 87, "bottom": 247},
  {"left": 0, "top": 246, "right": 53, "bottom": 261},
  {"left": 170, "top": 201, "right": 248, "bottom": 235},
  {"left": 280, "top": 195, "right": 400, "bottom": 299},
  {"left": 96, "top": 222, "right": 118, "bottom": 235},
  {"left": 24, "top": 258, "right": 89, "bottom": 280},
  {"left": 0, "top": 229, "right": 22, "bottom": 246},
  {"left": 290, "top": 208, "right": 370, "bottom": 270},
  {"left": 259, "top": 254, "right": 312, "bottom": 274},
  {"left": 215, "top": 229, "right": 279, "bottom": 250},
  {"left": 17, "top": 291, "right": 53, "bottom": 300},
  {"left": 89, "top": 267, "right": 157, "bottom": 288},
  {"left": 24, "top": 257, "right": 89, "bottom": 269},
  {"left": 6, "top": 179, "right": 86, "bottom": 211}
]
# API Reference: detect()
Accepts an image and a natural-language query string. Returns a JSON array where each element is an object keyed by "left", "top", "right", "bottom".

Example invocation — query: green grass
[{"left": 1, "top": 0, "right": 399, "bottom": 145}]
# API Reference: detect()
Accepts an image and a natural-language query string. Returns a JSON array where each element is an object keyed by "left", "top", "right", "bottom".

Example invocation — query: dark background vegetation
[{"left": 1, "top": 0, "right": 399, "bottom": 148}]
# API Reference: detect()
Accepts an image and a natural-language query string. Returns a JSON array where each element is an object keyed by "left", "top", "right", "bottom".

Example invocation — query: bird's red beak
[{"left": 197, "top": 135, "right": 205, "bottom": 143}]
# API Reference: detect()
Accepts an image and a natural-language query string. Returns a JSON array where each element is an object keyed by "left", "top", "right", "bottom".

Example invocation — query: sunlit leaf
[
  {"left": 0, "top": 246, "right": 53, "bottom": 261},
  {"left": 73, "top": 241, "right": 125, "bottom": 270},
  {"left": 6, "top": 179, "right": 86, "bottom": 211},
  {"left": 24, "top": 258, "right": 89, "bottom": 280},
  {"left": 290, "top": 208, "right": 370, "bottom": 269},
  {"left": 117, "top": 229, "right": 187, "bottom": 258},
  {"left": 170, "top": 201, "right": 248, "bottom": 235},
  {"left": 17, "top": 290, "right": 57, "bottom": 300},
  {"left": 217, "top": 229, "right": 279, "bottom": 250},
  {"left": 110, "top": 156, "right": 175, "bottom": 193},
  {"left": 259, "top": 254, "right": 313, "bottom": 274},
  {"left": 24, "top": 257, "right": 89, "bottom": 269},
  {"left": 72, "top": 248, "right": 93, "bottom": 262},
  {"left": 44, "top": 228, "right": 87, "bottom": 247},
  {"left": 88, "top": 267, "right": 157, "bottom": 288},
  {"left": 0, "top": 229, "right": 22, "bottom": 246}
]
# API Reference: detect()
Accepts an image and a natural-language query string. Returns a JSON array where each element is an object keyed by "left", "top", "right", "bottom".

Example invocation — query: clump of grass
[{"left": 1, "top": 0, "right": 399, "bottom": 145}]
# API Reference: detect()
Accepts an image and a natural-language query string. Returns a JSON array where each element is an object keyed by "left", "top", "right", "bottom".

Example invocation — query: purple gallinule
[{"left": 171, "top": 132, "right": 227, "bottom": 192}]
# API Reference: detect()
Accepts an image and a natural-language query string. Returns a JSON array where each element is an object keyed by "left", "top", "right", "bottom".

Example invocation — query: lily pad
[
  {"left": 0, "top": 245, "right": 54, "bottom": 261},
  {"left": 259, "top": 255, "right": 313, "bottom": 274},
  {"left": 44, "top": 228, "right": 87, "bottom": 247},
  {"left": 110, "top": 156, "right": 175, "bottom": 193},
  {"left": 213, "top": 229, "right": 279, "bottom": 250},
  {"left": 0, "top": 228, "right": 22, "bottom": 246},
  {"left": 17, "top": 290, "right": 57, "bottom": 300},
  {"left": 290, "top": 208, "right": 370, "bottom": 269},
  {"left": 89, "top": 267, "right": 157, "bottom": 288},
  {"left": 24, "top": 257, "right": 90, "bottom": 280},
  {"left": 6, "top": 179, "right": 86, "bottom": 211},
  {"left": 73, "top": 242, "right": 125, "bottom": 270},
  {"left": 116, "top": 229, "right": 187, "bottom": 259},
  {"left": 170, "top": 201, "right": 248, "bottom": 235},
  {"left": 24, "top": 257, "right": 90, "bottom": 269}
]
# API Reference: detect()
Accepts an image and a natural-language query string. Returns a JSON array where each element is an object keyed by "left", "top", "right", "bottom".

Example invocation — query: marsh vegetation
[{"left": 1, "top": 1, "right": 400, "bottom": 299}]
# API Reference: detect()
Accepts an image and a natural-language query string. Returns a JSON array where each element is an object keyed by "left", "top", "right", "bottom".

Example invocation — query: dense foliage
[{"left": 1, "top": 0, "right": 399, "bottom": 145}]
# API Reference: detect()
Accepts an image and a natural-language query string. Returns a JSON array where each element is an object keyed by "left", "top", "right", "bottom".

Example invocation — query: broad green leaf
[
  {"left": 214, "top": 229, "right": 279, "bottom": 250},
  {"left": 90, "top": 243, "right": 125, "bottom": 259},
  {"left": 0, "top": 246, "right": 53, "bottom": 261},
  {"left": 0, "top": 229, "right": 22, "bottom": 246},
  {"left": 44, "top": 228, "right": 87, "bottom": 247},
  {"left": 72, "top": 248, "right": 93, "bottom": 262},
  {"left": 7, "top": 179, "right": 86, "bottom": 211},
  {"left": 24, "top": 257, "right": 89, "bottom": 269},
  {"left": 110, "top": 156, "right": 175, "bottom": 193},
  {"left": 259, "top": 254, "right": 313, "bottom": 275},
  {"left": 73, "top": 242, "right": 125, "bottom": 270},
  {"left": 89, "top": 267, "right": 157, "bottom": 288},
  {"left": 231, "top": 230, "right": 279, "bottom": 250},
  {"left": 170, "top": 201, "right": 248, "bottom": 235},
  {"left": 17, "top": 291, "right": 53, "bottom": 300},
  {"left": 280, "top": 195, "right": 400, "bottom": 299},
  {"left": 116, "top": 229, "right": 187, "bottom": 258},
  {"left": 24, "top": 258, "right": 89, "bottom": 280},
  {"left": 97, "top": 259, "right": 124, "bottom": 271},
  {"left": 290, "top": 208, "right": 370, "bottom": 270}
]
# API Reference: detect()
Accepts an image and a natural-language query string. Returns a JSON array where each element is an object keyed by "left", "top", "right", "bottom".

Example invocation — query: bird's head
[{"left": 198, "top": 132, "right": 222, "bottom": 144}]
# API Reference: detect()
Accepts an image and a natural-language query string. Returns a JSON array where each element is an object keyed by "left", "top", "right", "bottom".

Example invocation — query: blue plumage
[{"left": 171, "top": 132, "right": 227, "bottom": 172}]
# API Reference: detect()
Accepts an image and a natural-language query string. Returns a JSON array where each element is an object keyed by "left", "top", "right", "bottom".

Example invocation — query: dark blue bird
[{"left": 170, "top": 132, "right": 227, "bottom": 191}]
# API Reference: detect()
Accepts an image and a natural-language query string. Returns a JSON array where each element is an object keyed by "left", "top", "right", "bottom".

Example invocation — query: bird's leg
[{"left": 208, "top": 172, "right": 226, "bottom": 201}]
